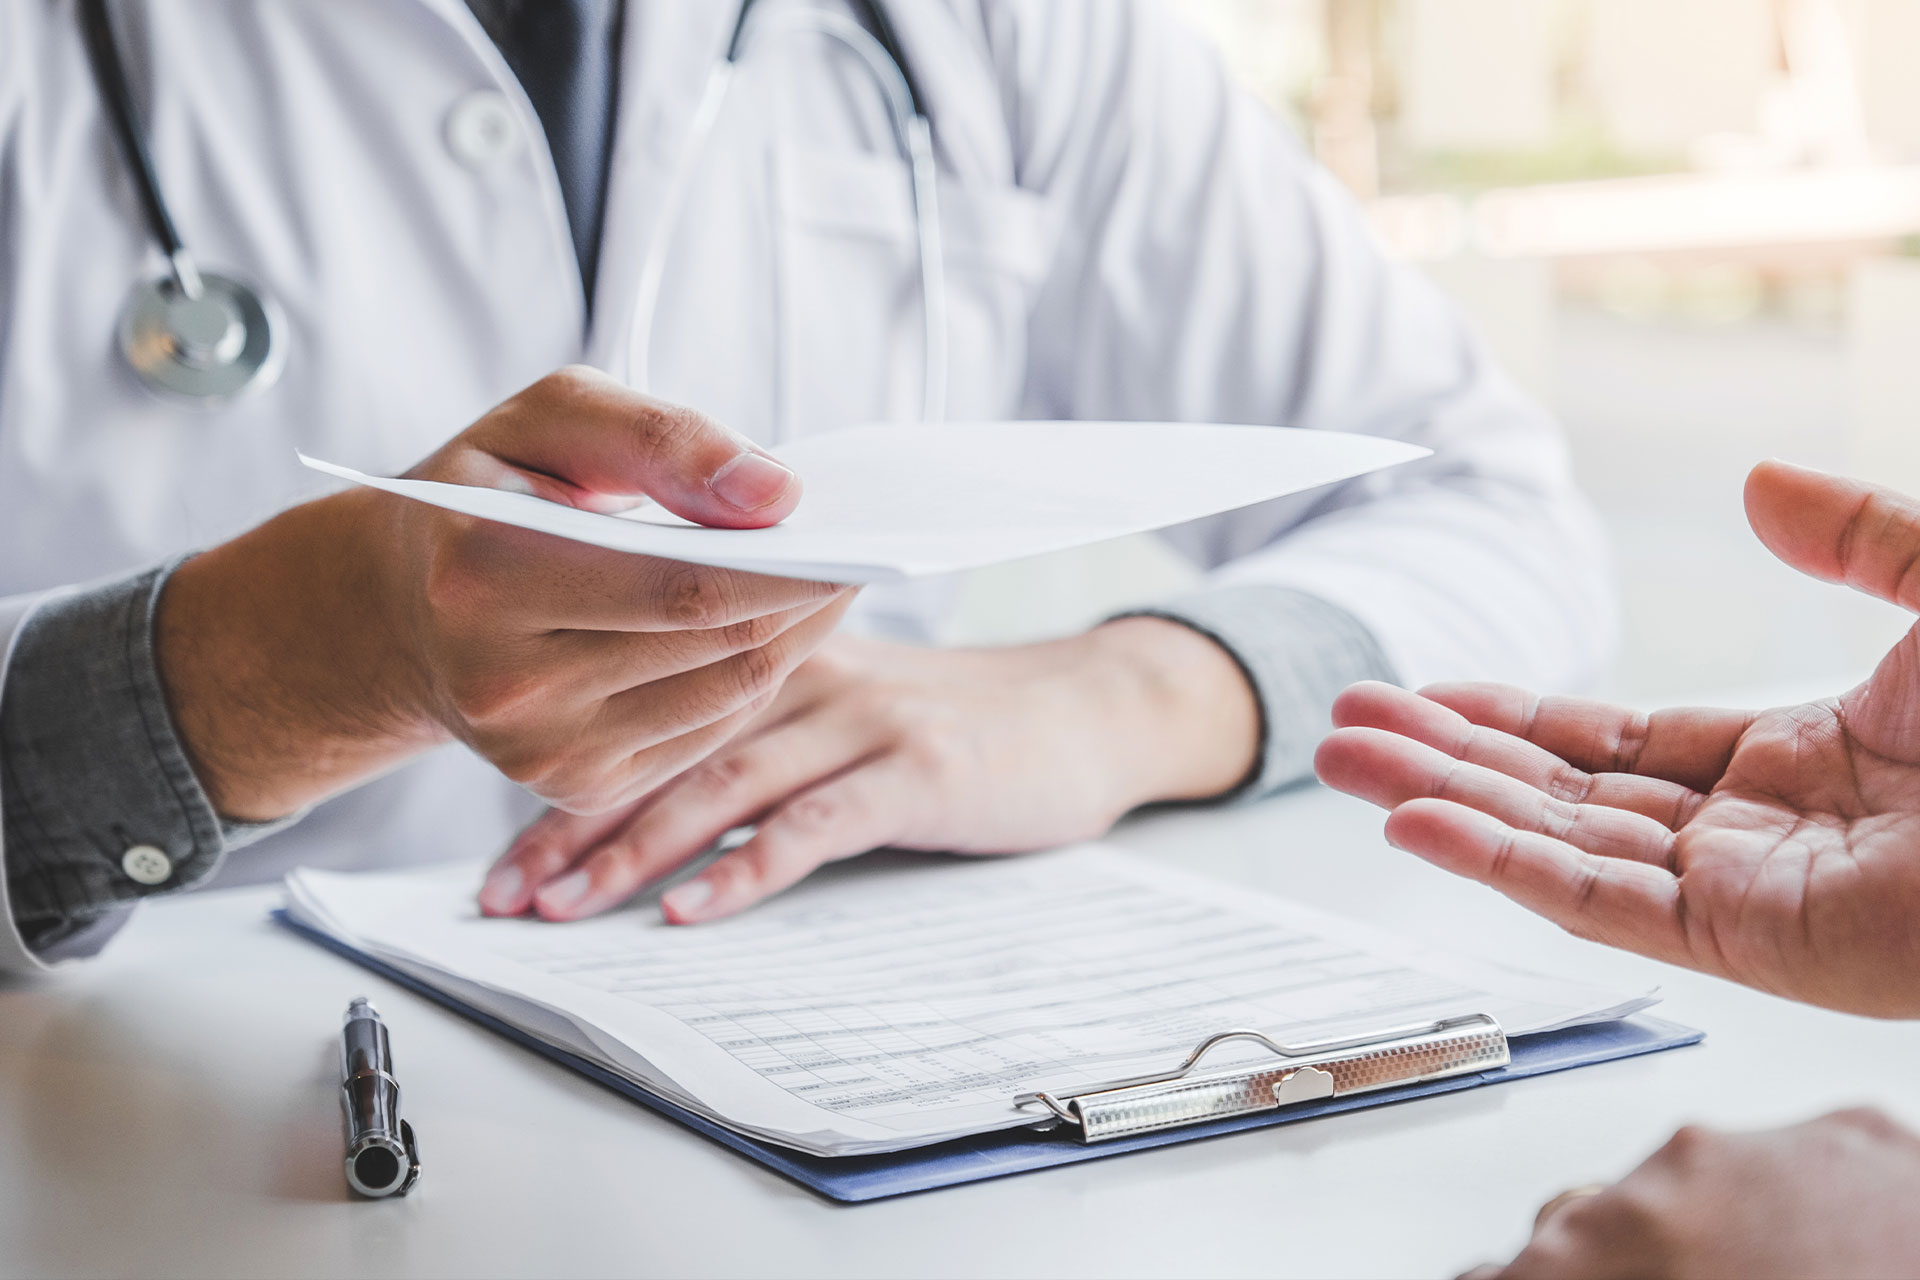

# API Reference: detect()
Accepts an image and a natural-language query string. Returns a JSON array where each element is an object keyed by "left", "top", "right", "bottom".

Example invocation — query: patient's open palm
[{"left": 1316, "top": 461, "right": 1920, "bottom": 1017}]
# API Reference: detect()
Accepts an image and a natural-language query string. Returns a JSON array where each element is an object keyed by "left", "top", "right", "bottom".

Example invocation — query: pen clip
[{"left": 397, "top": 1119, "right": 422, "bottom": 1195}]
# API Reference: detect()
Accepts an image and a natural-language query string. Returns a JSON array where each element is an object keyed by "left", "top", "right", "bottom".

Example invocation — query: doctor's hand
[
  {"left": 1463, "top": 1110, "right": 1920, "bottom": 1280},
  {"left": 476, "top": 618, "right": 1259, "bottom": 922},
  {"left": 1316, "top": 460, "right": 1920, "bottom": 1018},
  {"left": 157, "top": 366, "right": 854, "bottom": 823}
]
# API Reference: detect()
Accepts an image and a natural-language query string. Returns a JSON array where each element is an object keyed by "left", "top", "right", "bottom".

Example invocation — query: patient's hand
[
  {"left": 1465, "top": 1110, "right": 1920, "bottom": 1280},
  {"left": 477, "top": 619, "right": 1259, "bottom": 923},
  {"left": 1316, "top": 460, "right": 1920, "bottom": 1017}
]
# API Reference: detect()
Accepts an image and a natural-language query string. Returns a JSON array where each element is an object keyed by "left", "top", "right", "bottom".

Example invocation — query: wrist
[
  {"left": 154, "top": 489, "right": 443, "bottom": 821},
  {"left": 1072, "top": 617, "right": 1261, "bottom": 809}
]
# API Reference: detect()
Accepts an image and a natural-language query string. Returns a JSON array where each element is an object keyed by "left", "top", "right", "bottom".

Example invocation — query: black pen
[{"left": 340, "top": 997, "right": 421, "bottom": 1198}]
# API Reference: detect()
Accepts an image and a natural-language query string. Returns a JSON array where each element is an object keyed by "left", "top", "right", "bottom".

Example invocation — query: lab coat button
[
  {"left": 445, "top": 90, "right": 521, "bottom": 168},
  {"left": 121, "top": 844, "right": 172, "bottom": 886}
]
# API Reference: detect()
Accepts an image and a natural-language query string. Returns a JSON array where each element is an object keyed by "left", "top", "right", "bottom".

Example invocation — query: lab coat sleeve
[
  {"left": 989, "top": 0, "right": 1615, "bottom": 795},
  {"left": 0, "top": 564, "right": 294, "bottom": 975}
]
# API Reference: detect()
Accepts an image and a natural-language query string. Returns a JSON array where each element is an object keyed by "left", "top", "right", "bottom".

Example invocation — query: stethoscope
[
  {"left": 79, "top": 0, "right": 285, "bottom": 404},
  {"left": 80, "top": 0, "right": 946, "bottom": 423}
]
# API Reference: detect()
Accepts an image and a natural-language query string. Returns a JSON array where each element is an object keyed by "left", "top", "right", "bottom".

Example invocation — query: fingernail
[
  {"left": 662, "top": 878, "right": 714, "bottom": 922},
  {"left": 709, "top": 452, "right": 795, "bottom": 512},
  {"left": 535, "top": 870, "right": 593, "bottom": 916},
  {"left": 479, "top": 864, "right": 524, "bottom": 914}
]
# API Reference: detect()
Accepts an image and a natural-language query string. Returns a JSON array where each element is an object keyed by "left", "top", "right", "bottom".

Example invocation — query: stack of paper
[
  {"left": 284, "top": 846, "right": 1654, "bottom": 1158},
  {"left": 301, "top": 420, "right": 1429, "bottom": 582}
]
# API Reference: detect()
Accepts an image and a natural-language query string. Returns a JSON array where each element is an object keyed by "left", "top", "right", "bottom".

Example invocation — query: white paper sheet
[
  {"left": 299, "top": 421, "right": 1428, "bottom": 583},
  {"left": 285, "top": 846, "right": 1653, "bottom": 1157}
]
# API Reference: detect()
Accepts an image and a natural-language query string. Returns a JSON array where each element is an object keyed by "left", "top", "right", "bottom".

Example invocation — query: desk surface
[{"left": 3, "top": 774, "right": 1914, "bottom": 1279}]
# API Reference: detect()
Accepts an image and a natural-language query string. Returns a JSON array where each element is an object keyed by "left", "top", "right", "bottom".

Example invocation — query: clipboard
[{"left": 276, "top": 911, "right": 1701, "bottom": 1203}]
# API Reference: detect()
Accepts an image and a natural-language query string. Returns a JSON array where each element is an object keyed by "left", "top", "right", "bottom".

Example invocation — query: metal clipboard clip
[{"left": 1013, "top": 1013, "right": 1510, "bottom": 1143}]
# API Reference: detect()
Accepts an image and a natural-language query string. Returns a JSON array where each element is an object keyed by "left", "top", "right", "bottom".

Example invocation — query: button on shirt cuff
[
  {"left": 0, "top": 558, "right": 285, "bottom": 958},
  {"left": 1113, "top": 585, "right": 1398, "bottom": 803}
]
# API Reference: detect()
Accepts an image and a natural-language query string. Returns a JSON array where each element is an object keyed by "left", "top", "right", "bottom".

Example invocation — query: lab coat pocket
[{"left": 774, "top": 144, "right": 1058, "bottom": 431}]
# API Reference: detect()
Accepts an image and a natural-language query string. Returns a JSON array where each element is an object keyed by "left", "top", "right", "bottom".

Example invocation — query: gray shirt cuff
[
  {"left": 1114, "top": 584, "right": 1398, "bottom": 802},
  {"left": 0, "top": 559, "right": 289, "bottom": 958}
]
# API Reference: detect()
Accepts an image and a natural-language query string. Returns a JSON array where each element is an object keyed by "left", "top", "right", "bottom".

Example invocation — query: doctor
[{"left": 0, "top": 0, "right": 1612, "bottom": 968}]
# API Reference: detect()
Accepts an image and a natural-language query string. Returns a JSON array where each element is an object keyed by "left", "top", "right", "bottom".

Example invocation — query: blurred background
[{"left": 953, "top": 0, "right": 1920, "bottom": 705}]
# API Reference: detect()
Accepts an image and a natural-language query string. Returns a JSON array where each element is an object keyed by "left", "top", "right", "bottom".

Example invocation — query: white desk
[{"left": 3, "top": 778, "right": 1915, "bottom": 1279}]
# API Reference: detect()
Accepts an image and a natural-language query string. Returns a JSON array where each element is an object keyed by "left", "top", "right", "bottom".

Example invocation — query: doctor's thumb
[{"left": 473, "top": 366, "right": 802, "bottom": 530}]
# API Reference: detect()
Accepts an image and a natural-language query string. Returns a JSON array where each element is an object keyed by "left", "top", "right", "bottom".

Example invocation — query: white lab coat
[{"left": 0, "top": 0, "right": 1614, "bottom": 971}]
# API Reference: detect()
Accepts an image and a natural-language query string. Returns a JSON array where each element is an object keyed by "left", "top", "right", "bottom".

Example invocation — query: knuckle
[
  {"left": 720, "top": 611, "right": 785, "bottom": 654},
  {"left": 1656, "top": 1123, "right": 1715, "bottom": 1166},
  {"left": 1505, "top": 1240, "right": 1580, "bottom": 1280},
  {"left": 614, "top": 753, "right": 680, "bottom": 807},
  {"left": 511, "top": 833, "right": 567, "bottom": 871},
  {"left": 900, "top": 709, "right": 965, "bottom": 777},
  {"left": 660, "top": 564, "right": 733, "bottom": 630},
  {"left": 911, "top": 737, "right": 962, "bottom": 783},
  {"left": 538, "top": 363, "right": 600, "bottom": 399},
  {"left": 1541, "top": 1198, "right": 1608, "bottom": 1244},
  {"left": 729, "top": 640, "right": 786, "bottom": 707},
  {"left": 1542, "top": 764, "right": 1592, "bottom": 806},
  {"left": 1613, "top": 712, "right": 1653, "bottom": 773},
  {"left": 538, "top": 765, "right": 624, "bottom": 815},
  {"left": 1536, "top": 797, "right": 1578, "bottom": 842},
  {"left": 647, "top": 401, "right": 720, "bottom": 454},
  {"left": 685, "top": 751, "right": 754, "bottom": 800},
  {"left": 1485, "top": 825, "right": 1523, "bottom": 891},
  {"left": 625, "top": 400, "right": 719, "bottom": 472},
  {"left": 588, "top": 837, "right": 648, "bottom": 883},
  {"left": 485, "top": 739, "right": 626, "bottom": 809},
  {"left": 446, "top": 665, "right": 539, "bottom": 726},
  {"left": 1567, "top": 1187, "right": 1655, "bottom": 1244},
  {"left": 1828, "top": 1106, "right": 1899, "bottom": 1138},
  {"left": 420, "top": 532, "right": 491, "bottom": 619},
  {"left": 868, "top": 687, "right": 935, "bottom": 741},
  {"left": 780, "top": 789, "right": 844, "bottom": 835},
  {"left": 703, "top": 851, "right": 759, "bottom": 898},
  {"left": 568, "top": 784, "right": 625, "bottom": 816},
  {"left": 1517, "top": 1231, "right": 1603, "bottom": 1280},
  {"left": 491, "top": 742, "right": 563, "bottom": 792}
]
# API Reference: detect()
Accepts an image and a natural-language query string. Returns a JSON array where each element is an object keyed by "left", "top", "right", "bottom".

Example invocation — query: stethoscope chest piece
[{"left": 118, "top": 270, "right": 283, "bottom": 403}]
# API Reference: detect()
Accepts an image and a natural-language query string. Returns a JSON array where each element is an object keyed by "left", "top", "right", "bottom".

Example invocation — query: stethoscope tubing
[
  {"left": 83, "top": 0, "right": 941, "bottom": 416},
  {"left": 81, "top": 0, "right": 284, "bottom": 403},
  {"left": 631, "top": 0, "right": 949, "bottom": 429},
  {"left": 728, "top": 0, "right": 927, "bottom": 118},
  {"left": 77, "top": 0, "right": 203, "bottom": 299}
]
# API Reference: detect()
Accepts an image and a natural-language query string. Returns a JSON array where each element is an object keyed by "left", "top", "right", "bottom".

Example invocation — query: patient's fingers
[
  {"left": 1383, "top": 798, "right": 1689, "bottom": 965},
  {"left": 1418, "top": 683, "right": 1754, "bottom": 794},
  {"left": 1317, "top": 727, "right": 1679, "bottom": 867},
  {"left": 1330, "top": 683, "right": 1706, "bottom": 830},
  {"left": 1745, "top": 459, "right": 1920, "bottom": 612}
]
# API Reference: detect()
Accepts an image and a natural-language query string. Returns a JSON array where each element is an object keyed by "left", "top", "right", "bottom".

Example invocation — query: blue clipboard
[{"left": 276, "top": 911, "right": 1701, "bottom": 1203}]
